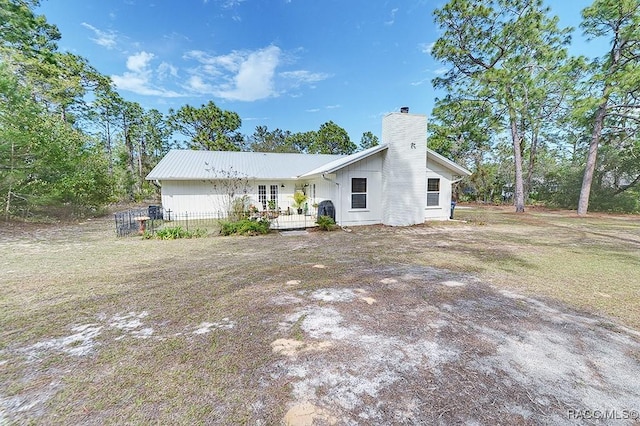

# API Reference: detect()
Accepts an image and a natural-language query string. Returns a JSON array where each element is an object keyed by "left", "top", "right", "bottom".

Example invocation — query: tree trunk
[
  {"left": 577, "top": 100, "right": 608, "bottom": 216},
  {"left": 5, "top": 141, "right": 15, "bottom": 220},
  {"left": 579, "top": 20, "right": 621, "bottom": 216},
  {"left": 125, "top": 130, "right": 135, "bottom": 200},
  {"left": 526, "top": 126, "right": 539, "bottom": 201},
  {"left": 508, "top": 105, "right": 526, "bottom": 213},
  {"left": 105, "top": 117, "right": 113, "bottom": 177}
]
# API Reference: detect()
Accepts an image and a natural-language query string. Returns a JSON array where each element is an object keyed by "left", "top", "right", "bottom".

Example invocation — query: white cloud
[
  {"left": 183, "top": 50, "right": 244, "bottom": 73},
  {"left": 325, "top": 104, "right": 341, "bottom": 109},
  {"left": 410, "top": 77, "right": 429, "bottom": 86},
  {"left": 111, "top": 52, "right": 182, "bottom": 98},
  {"left": 126, "top": 51, "right": 155, "bottom": 72},
  {"left": 433, "top": 67, "right": 448, "bottom": 75},
  {"left": 215, "top": 45, "right": 281, "bottom": 101},
  {"left": 385, "top": 8, "right": 399, "bottom": 26},
  {"left": 184, "top": 45, "right": 282, "bottom": 101},
  {"left": 220, "top": 0, "right": 247, "bottom": 8},
  {"left": 182, "top": 45, "right": 329, "bottom": 101},
  {"left": 187, "top": 75, "right": 213, "bottom": 93},
  {"left": 420, "top": 42, "right": 435, "bottom": 54},
  {"left": 81, "top": 23, "right": 117, "bottom": 49},
  {"left": 280, "top": 70, "right": 331, "bottom": 87},
  {"left": 157, "top": 62, "right": 179, "bottom": 79}
]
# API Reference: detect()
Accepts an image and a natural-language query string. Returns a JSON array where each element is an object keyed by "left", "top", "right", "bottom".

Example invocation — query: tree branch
[{"left": 613, "top": 173, "right": 640, "bottom": 195}]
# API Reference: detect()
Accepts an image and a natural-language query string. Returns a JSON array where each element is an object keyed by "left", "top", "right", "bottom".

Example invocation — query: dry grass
[{"left": 0, "top": 205, "right": 639, "bottom": 424}]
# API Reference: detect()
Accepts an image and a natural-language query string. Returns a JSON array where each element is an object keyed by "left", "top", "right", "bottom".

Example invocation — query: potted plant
[
  {"left": 291, "top": 191, "right": 308, "bottom": 214},
  {"left": 266, "top": 199, "right": 278, "bottom": 218}
]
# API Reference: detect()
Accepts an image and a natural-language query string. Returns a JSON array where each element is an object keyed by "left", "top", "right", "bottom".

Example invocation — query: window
[
  {"left": 258, "top": 185, "right": 267, "bottom": 209},
  {"left": 351, "top": 178, "right": 367, "bottom": 209},
  {"left": 427, "top": 178, "right": 440, "bottom": 207}
]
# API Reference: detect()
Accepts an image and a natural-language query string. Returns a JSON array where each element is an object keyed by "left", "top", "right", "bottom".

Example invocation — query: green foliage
[
  {"left": 219, "top": 218, "right": 271, "bottom": 236},
  {"left": 250, "top": 126, "right": 299, "bottom": 153},
  {"left": 0, "top": 0, "right": 61, "bottom": 60},
  {"left": 285, "top": 131, "right": 316, "bottom": 153},
  {"left": 315, "top": 215, "right": 336, "bottom": 231},
  {"left": 229, "top": 195, "right": 250, "bottom": 221},
  {"left": 168, "top": 101, "right": 243, "bottom": 151},
  {"left": 428, "top": 96, "right": 497, "bottom": 169},
  {"left": 575, "top": 0, "right": 640, "bottom": 214},
  {"left": 0, "top": 63, "right": 112, "bottom": 219},
  {"left": 541, "top": 163, "right": 640, "bottom": 213},
  {"left": 153, "top": 226, "right": 206, "bottom": 240},
  {"left": 310, "top": 121, "right": 357, "bottom": 155},
  {"left": 359, "top": 131, "right": 379, "bottom": 151},
  {"left": 432, "top": 0, "right": 575, "bottom": 213},
  {"left": 291, "top": 191, "right": 308, "bottom": 209}
]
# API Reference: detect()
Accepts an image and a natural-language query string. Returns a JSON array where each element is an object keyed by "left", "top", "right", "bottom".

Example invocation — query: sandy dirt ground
[
  {"left": 267, "top": 265, "right": 640, "bottom": 425},
  {"left": 1, "top": 213, "right": 639, "bottom": 425}
]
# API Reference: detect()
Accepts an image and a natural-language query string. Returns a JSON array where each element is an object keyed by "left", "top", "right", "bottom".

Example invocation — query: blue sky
[{"left": 37, "top": 0, "right": 604, "bottom": 144}]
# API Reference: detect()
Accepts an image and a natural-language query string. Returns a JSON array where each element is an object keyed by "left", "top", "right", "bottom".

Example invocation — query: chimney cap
[{"left": 400, "top": 106, "right": 409, "bottom": 113}]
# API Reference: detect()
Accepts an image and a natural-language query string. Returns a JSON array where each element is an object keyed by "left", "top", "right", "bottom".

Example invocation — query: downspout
[
  {"left": 322, "top": 173, "right": 341, "bottom": 226},
  {"left": 450, "top": 176, "right": 464, "bottom": 220}
]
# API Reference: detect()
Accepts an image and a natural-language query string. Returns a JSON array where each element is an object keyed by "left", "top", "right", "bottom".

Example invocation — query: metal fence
[
  {"left": 114, "top": 206, "right": 165, "bottom": 237},
  {"left": 114, "top": 205, "right": 320, "bottom": 237}
]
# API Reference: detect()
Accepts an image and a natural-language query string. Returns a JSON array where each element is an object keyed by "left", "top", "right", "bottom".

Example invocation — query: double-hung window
[
  {"left": 351, "top": 178, "right": 367, "bottom": 209},
  {"left": 427, "top": 178, "right": 440, "bottom": 207}
]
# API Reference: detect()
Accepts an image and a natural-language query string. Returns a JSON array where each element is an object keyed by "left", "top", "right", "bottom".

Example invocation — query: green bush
[
  {"left": 152, "top": 226, "right": 206, "bottom": 240},
  {"left": 316, "top": 215, "right": 336, "bottom": 231},
  {"left": 219, "top": 218, "right": 271, "bottom": 236}
]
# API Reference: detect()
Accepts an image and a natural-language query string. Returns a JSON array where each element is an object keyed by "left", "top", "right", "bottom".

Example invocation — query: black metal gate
[{"left": 114, "top": 206, "right": 163, "bottom": 237}]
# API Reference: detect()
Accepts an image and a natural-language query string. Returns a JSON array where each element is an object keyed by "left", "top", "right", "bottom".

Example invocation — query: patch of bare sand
[
  {"left": 268, "top": 266, "right": 640, "bottom": 425},
  {"left": 271, "top": 339, "right": 332, "bottom": 357},
  {"left": 283, "top": 401, "right": 337, "bottom": 426}
]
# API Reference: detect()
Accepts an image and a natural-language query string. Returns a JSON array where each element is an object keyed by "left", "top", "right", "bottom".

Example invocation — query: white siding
[
  {"left": 309, "top": 177, "right": 338, "bottom": 207},
  {"left": 381, "top": 112, "right": 428, "bottom": 226},
  {"left": 161, "top": 180, "right": 228, "bottom": 217},
  {"left": 336, "top": 174, "right": 382, "bottom": 226},
  {"left": 424, "top": 157, "right": 455, "bottom": 220},
  {"left": 160, "top": 178, "right": 339, "bottom": 216}
]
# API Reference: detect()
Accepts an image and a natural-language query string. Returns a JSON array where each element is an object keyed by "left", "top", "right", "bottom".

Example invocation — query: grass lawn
[{"left": 1, "top": 205, "right": 639, "bottom": 424}]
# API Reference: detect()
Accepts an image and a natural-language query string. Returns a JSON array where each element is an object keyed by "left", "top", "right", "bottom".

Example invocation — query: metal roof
[
  {"left": 145, "top": 150, "right": 345, "bottom": 181},
  {"left": 427, "top": 149, "right": 472, "bottom": 176},
  {"left": 146, "top": 146, "right": 472, "bottom": 182},
  {"left": 299, "top": 144, "right": 472, "bottom": 178}
]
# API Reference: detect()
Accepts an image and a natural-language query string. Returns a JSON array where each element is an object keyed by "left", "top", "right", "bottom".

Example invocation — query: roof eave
[
  {"left": 427, "top": 148, "right": 472, "bottom": 176},
  {"left": 298, "top": 144, "right": 389, "bottom": 178}
]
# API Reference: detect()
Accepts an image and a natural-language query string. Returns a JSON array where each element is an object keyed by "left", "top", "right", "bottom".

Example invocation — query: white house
[{"left": 146, "top": 110, "right": 471, "bottom": 227}]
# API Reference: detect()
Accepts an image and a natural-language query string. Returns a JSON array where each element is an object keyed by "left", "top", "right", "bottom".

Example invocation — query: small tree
[
  {"left": 205, "top": 165, "right": 251, "bottom": 219},
  {"left": 359, "top": 131, "right": 379, "bottom": 151},
  {"left": 168, "top": 101, "right": 243, "bottom": 151},
  {"left": 291, "top": 191, "right": 308, "bottom": 213}
]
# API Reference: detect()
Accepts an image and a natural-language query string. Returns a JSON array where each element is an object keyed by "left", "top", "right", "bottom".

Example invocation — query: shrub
[
  {"left": 230, "top": 195, "right": 250, "bottom": 221},
  {"left": 316, "top": 215, "right": 336, "bottom": 231},
  {"left": 219, "top": 218, "right": 271, "bottom": 236},
  {"left": 152, "top": 226, "right": 206, "bottom": 240}
]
